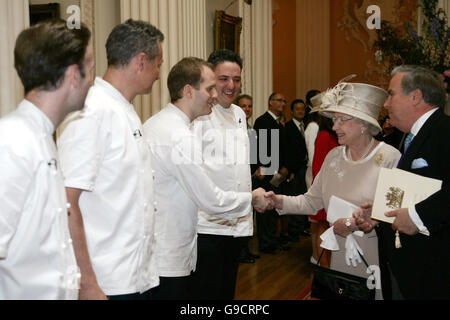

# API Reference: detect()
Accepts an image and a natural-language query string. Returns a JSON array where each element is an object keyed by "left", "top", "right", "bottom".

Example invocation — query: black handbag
[{"left": 311, "top": 247, "right": 376, "bottom": 300}]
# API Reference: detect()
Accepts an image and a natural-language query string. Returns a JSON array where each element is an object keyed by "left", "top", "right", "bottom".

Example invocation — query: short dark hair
[
  {"left": 392, "top": 65, "right": 446, "bottom": 109},
  {"left": 234, "top": 94, "right": 252, "bottom": 106},
  {"left": 14, "top": 19, "right": 91, "bottom": 94},
  {"left": 106, "top": 19, "right": 164, "bottom": 67},
  {"left": 207, "top": 49, "right": 243, "bottom": 70},
  {"left": 290, "top": 99, "right": 305, "bottom": 111},
  {"left": 305, "top": 89, "right": 321, "bottom": 106},
  {"left": 318, "top": 116, "right": 337, "bottom": 140},
  {"left": 168, "top": 57, "right": 213, "bottom": 102}
]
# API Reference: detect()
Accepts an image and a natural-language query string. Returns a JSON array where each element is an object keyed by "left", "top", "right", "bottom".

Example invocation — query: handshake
[{"left": 251, "top": 188, "right": 283, "bottom": 213}]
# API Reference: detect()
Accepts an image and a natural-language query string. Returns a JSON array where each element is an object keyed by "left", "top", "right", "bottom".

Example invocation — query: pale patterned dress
[{"left": 280, "top": 142, "right": 401, "bottom": 299}]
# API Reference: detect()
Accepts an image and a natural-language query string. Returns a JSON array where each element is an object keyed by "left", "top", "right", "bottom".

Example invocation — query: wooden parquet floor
[{"left": 234, "top": 236, "right": 314, "bottom": 300}]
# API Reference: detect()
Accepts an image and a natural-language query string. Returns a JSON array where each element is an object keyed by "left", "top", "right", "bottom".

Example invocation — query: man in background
[
  {"left": 282, "top": 99, "right": 310, "bottom": 243},
  {"left": 235, "top": 94, "right": 261, "bottom": 264},
  {"left": 253, "top": 93, "right": 290, "bottom": 254}
]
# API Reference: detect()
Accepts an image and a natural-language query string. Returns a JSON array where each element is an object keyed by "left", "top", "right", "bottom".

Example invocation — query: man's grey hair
[
  {"left": 106, "top": 19, "right": 164, "bottom": 67},
  {"left": 392, "top": 65, "right": 446, "bottom": 109}
]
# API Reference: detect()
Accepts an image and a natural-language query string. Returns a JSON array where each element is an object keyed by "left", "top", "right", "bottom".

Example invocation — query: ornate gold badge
[{"left": 375, "top": 152, "right": 383, "bottom": 165}]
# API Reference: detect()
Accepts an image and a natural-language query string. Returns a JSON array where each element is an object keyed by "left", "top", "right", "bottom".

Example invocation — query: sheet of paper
[
  {"left": 372, "top": 168, "right": 442, "bottom": 223},
  {"left": 327, "top": 195, "right": 359, "bottom": 224}
]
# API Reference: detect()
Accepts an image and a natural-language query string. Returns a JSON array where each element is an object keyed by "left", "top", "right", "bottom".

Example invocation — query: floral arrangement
[{"left": 373, "top": 0, "right": 450, "bottom": 93}]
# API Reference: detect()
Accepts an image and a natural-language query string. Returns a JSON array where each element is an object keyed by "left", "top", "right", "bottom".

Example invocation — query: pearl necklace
[{"left": 347, "top": 138, "right": 375, "bottom": 161}]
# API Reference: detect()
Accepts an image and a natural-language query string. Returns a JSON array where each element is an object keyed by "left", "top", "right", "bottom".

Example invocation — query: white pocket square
[{"left": 411, "top": 158, "right": 428, "bottom": 169}]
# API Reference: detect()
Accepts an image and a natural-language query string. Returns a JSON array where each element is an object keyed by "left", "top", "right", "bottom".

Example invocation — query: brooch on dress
[{"left": 375, "top": 152, "right": 383, "bottom": 166}]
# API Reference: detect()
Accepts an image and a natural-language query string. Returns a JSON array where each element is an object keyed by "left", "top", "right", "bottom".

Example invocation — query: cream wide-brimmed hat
[
  {"left": 319, "top": 80, "right": 388, "bottom": 133},
  {"left": 310, "top": 92, "right": 324, "bottom": 114}
]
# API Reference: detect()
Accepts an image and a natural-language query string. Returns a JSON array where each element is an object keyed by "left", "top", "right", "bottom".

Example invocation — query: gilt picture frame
[
  {"left": 29, "top": 3, "right": 61, "bottom": 26},
  {"left": 214, "top": 10, "right": 242, "bottom": 54}
]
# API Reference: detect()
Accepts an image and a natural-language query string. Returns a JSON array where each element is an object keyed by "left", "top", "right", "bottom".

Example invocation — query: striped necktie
[{"left": 299, "top": 122, "right": 305, "bottom": 136}]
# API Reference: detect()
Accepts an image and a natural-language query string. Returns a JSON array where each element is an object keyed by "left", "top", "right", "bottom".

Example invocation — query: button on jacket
[
  {"left": 58, "top": 78, "right": 159, "bottom": 295},
  {"left": 144, "top": 104, "right": 251, "bottom": 277},
  {"left": 0, "top": 100, "right": 79, "bottom": 300}
]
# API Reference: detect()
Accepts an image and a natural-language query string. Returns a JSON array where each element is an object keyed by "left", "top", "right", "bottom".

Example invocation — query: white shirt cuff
[{"left": 408, "top": 206, "right": 430, "bottom": 236}]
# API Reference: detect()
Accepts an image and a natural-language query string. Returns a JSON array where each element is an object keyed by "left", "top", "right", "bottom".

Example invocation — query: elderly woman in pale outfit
[{"left": 265, "top": 81, "right": 402, "bottom": 300}]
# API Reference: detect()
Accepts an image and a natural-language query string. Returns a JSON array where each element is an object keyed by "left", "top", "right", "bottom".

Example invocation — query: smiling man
[
  {"left": 190, "top": 49, "right": 255, "bottom": 300},
  {"left": 144, "top": 57, "right": 268, "bottom": 300}
]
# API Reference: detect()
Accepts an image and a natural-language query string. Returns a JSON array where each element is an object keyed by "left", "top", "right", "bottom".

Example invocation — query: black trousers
[
  {"left": 256, "top": 208, "right": 279, "bottom": 250},
  {"left": 190, "top": 234, "right": 245, "bottom": 300},
  {"left": 254, "top": 176, "right": 285, "bottom": 251},
  {"left": 151, "top": 275, "right": 192, "bottom": 300},
  {"left": 107, "top": 288, "right": 153, "bottom": 300},
  {"left": 281, "top": 167, "right": 309, "bottom": 238}
]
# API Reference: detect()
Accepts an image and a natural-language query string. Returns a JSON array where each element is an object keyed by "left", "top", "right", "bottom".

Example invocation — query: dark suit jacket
[
  {"left": 377, "top": 109, "right": 450, "bottom": 299},
  {"left": 380, "top": 128, "right": 405, "bottom": 151},
  {"left": 253, "top": 111, "right": 286, "bottom": 191},
  {"left": 282, "top": 120, "right": 307, "bottom": 196}
]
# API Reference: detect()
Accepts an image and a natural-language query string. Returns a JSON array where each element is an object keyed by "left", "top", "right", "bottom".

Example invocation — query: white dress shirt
[
  {"left": 58, "top": 77, "right": 159, "bottom": 295},
  {"left": 193, "top": 104, "right": 253, "bottom": 237},
  {"left": 407, "top": 108, "right": 439, "bottom": 235},
  {"left": 0, "top": 100, "right": 79, "bottom": 300},
  {"left": 143, "top": 104, "right": 251, "bottom": 277},
  {"left": 292, "top": 118, "right": 305, "bottom": 136},
  {"left": 267, "top": 110, "right": 279, "bottom": 122}
]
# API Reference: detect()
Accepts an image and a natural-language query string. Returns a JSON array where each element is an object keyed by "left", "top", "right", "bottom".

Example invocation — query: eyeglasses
[
  {"left": 272, "top": 98, "right": 287, "bottom": 104},
  {"left": 332, "top": 116, "right": 354, "bottom": 125}
]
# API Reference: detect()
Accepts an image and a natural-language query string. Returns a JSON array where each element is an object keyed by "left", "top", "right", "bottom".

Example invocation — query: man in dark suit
[
  {"left": 355, "top": 65, "right": 450, "bottom": 299},
  {"left": 282, "top": 99, "right": 309, "bottom": 242},
  {"left": 253, "top": 93, "right": 289, "bottom": 253}
]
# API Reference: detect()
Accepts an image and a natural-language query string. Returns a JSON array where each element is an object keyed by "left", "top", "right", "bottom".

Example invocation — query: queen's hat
[{"left": 319, "top": 76, "right": 388, "bottom": 133}]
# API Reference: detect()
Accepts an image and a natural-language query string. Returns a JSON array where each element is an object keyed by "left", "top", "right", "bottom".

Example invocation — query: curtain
[
  {"left": 0, "top": 0, "right": 29, "bottom": 117},
  {"left": 238, "top": 0, "right": 273, "bottom": 122},
  {"left": 120, "top": 0, "right": 207, "bottom": 123}
]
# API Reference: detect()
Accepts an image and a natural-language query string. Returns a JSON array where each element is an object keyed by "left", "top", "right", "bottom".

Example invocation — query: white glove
[{"left": 345, "top": 234, "right": 363, "bottom": 267}]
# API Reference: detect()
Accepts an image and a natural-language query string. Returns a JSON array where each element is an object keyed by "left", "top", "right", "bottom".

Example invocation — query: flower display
[{"left": 373, "top": 0, "right": 450, "bottom": 93}]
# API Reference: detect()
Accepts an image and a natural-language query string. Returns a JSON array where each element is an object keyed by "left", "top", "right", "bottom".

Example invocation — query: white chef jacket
[
  {"left": 57, "top": 77, "right": 159, "bottom": 295},
  {"left": 193, "top": 104, "right": 253, "bottom": 237},
  {"left": 0, "top": 100, "right": 79, "bottom": 300},
  {"left": 143, "top": 104, "right": 251, "bottom": 277}
]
